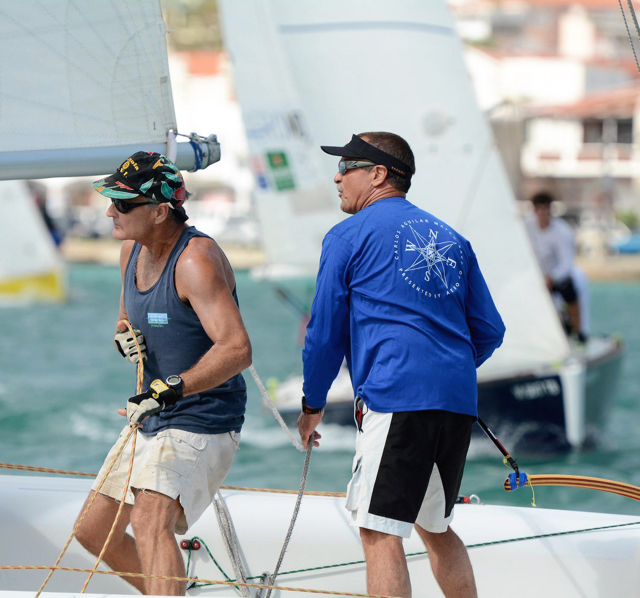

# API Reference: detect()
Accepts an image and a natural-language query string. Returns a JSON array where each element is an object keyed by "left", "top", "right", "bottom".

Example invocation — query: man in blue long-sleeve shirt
[{"left": 298, "top": 132, "right": 505, "bottom": 598}]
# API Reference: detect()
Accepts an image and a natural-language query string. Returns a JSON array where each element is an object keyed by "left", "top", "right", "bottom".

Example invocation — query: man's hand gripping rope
[{"left": 114, "top": 320, "right": 147, "bottom": 363}]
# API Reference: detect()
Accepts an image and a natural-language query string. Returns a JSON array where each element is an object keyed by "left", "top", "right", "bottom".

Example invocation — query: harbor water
[{"left": 1, "top": 265, "right": 640, "bottom": 519}]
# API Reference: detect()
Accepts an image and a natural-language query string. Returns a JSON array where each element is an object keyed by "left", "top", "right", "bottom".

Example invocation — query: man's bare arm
[
  {"left": 174, "top": 237, "right": 252, "bottom": 396},
  {"left": 116, "top": 240, "right": 135, "bottom": 330}
]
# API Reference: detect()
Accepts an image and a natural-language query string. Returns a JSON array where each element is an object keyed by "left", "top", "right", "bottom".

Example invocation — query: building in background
[{"left": 451, "top": 0, "right": 640, "bottom": 250}]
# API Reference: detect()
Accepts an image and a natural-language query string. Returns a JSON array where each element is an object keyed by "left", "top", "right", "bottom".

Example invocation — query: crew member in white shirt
[{"left": 525, "top": 192, "right": 587, "bottom": 342}]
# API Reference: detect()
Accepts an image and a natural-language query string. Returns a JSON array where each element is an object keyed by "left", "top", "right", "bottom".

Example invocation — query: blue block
[{"left": 508, "top": 472, "right": 528, "bottom": 490}]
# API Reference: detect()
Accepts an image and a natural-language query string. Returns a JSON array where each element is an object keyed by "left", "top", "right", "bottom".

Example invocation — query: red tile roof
[
  {"left": 531, "top": 82, "right": 640, "bottom": 117},
  {"left": 180, "top": 51, "right": 227, "bottom": 76}
]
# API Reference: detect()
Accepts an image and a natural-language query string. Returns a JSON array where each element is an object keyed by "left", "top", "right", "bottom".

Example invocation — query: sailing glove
[
  {"left": 127, "top": 379, "right": 179, "bottom": 425},
  {"left": 114, "top": 327, "right": 147, "bottom": 364}
]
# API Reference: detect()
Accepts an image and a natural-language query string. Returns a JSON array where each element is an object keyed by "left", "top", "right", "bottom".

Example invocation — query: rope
[
  {"left": 179, "top": 518, "right": 640, "bottom": 584},
  {"left": 187, "top": 536, "right": 235, "bottom": 589},
  {"left": 212, "top": 493, "right": 252, "bottom": 596},
  {"left": 33, "top": 425, "right": 137, "bottom": 598},
  {"left": 0, "top": 462, "right": 347, "bottom": 497},
  {"left": 174, "top": 131, "right": 205, "bottom": 172},
  {"left": 0, "top": 463, "right": 96, "bottom": 476},
  {"left": 188, "top": 139, "right": 203, "bottom": 172},
  {"left": 249, "top": 364, "right": 305, "bottom": 452},
  {"left": 35, "top": 321, "right": 144, "bottom": 597},
  {"left": 0, "top": 566, "right": 404, "bottom": 598},
  {"left": 80, "top": 427, "right": 138, "bottom": 593},
  {"left": 627, "top": 0, "right": 640, "bottom": 45},
  {"left": 618, "top": 0, "right": 640, "bottom": 76},
  {"left": 220, "top": 486, "right": 345, "bottom": 498},
  {"left": 5, "top": 520, "right": 640, "bottom": 594},
  {"left": 261, "top": 440, "right": 314, "bottom": 598}
]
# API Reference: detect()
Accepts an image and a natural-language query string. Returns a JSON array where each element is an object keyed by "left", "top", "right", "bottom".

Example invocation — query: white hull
[{"left": 1, "top": 474, "right": 640, "bottom": 597}]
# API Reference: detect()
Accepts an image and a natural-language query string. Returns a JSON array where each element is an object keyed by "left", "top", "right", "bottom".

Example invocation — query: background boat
[
  {"left": 0, "top": 181, "right": 66, "bottom": 303},
  {"left": 218, "top": 0, "right": 624, "bottom": 452}
]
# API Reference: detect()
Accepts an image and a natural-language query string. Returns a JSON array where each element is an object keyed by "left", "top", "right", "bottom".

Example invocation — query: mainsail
[
  {"left": 0, "top": 0, "right": 219, "bottom": 179},
  {"left": 220, "top": 0, "right": 571, "bottom": 378}
]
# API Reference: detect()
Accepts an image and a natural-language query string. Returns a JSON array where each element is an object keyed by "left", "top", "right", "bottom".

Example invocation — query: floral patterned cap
[{"left": 92, "top": 152, "right": 187, "bottom": 213}]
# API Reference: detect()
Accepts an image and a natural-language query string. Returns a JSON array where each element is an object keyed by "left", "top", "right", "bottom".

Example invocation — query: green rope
[
  {"left": 186, "top": 536, "right": 239, "bottom": 591},
  {"left": 244, "top": 519, "right": 640, "bottom": 579},
  {"left": 186, "top": 520, "right": 640, "bottom": 589}
]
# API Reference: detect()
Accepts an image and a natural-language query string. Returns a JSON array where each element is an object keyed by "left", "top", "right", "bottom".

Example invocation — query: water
[{"left": 1, "top": 265, "right": 640, "bottom": 518}]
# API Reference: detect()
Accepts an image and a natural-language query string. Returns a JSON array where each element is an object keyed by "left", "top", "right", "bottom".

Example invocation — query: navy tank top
[{"left": 124, "top": 226, "right": 247, "bottom": 435}]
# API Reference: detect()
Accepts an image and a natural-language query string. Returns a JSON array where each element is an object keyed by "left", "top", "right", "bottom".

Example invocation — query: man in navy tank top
[
  {"left": 298, "top": 133, "right": 505, "bottom": 598},
  {"left": 74, "top": 151, "right": 251, "bottom": 595}
]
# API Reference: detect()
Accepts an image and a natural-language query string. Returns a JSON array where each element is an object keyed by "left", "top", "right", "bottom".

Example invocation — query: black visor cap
[{"left": 321, "top": 134, "right": 413, "bottom": 179}]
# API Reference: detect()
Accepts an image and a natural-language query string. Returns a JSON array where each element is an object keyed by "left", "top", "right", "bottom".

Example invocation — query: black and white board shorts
[{"left": 346, "top": 405, "right": 475, "bottom": 538}]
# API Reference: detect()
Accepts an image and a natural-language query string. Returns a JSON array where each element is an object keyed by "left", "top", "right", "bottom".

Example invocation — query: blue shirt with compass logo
[{"left": 302, "top": 196, "right": 505, "bottom": 416}]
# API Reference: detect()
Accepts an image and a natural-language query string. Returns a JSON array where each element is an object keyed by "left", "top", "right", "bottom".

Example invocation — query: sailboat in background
[
  {"left": 0, "top": 0, "right": 220, "bottom": 302},
  {"left": 0, "top": 181, "right": 66, "bottom": 302},
  {"left": 219, "top": 0, "right": 623, "bottom": 451}
]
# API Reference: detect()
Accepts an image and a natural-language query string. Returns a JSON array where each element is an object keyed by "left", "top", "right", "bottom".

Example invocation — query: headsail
[{"left": 220, "top": 0, "right": 571, "bottom": 377}]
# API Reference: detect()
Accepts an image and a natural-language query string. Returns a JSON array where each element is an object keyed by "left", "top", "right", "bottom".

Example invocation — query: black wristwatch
[
  {"left": 301, "top": 395, "right": 323, "bottom": 415},
  {"left": 166, "top": 375, "right": 184, "bottom": 400}
]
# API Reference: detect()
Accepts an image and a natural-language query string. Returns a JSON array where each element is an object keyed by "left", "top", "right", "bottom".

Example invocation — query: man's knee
[
  {"left": 130, "top": 489, "right": 182, "bottom": 540},
  {"left": 75, "top": 493, "right": 121, "bottom": 554},
  {"left": 75, "top": 519, "right": 100, "bottom": 554}
]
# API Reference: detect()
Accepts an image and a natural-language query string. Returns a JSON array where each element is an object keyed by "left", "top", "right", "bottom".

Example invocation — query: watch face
[{"left": 167, "top": 375, "right": 181, "bottom": 386}]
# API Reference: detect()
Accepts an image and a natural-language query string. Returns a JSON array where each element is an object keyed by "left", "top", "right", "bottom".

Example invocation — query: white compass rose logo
[
  {"left": 393, "top": 218, "right": 464, "bottom": 299},
  {"left": 405, "top": 226, "right": 457, "bottom": 287}
]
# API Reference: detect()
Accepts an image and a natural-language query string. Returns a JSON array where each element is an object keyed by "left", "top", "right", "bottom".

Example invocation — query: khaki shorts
[{"left": 92, "top": 425, "right": 240, "bottom": 535}]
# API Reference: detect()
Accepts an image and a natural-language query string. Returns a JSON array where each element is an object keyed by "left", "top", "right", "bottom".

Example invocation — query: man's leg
[
  {"left": 75, "top": 491, "right": 145, "bottom": 593},
  {"left": 360, "top": 528, "right": 411, "bottom": 598},
  {"left": 414, "top": 524, "right": 477, "bottom": 598},
  {"left": 130, "top": 489, "right": 186, "bottom": 596},
  {"left": 566, "top": 301, "right": 582, "bottom": 338}
]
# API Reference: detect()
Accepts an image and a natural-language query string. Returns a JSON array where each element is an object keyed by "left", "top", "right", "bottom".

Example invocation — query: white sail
[
  {"left": 220, "top": 0, "right": 570, "bottom": 376},
  {"left": 0, "top": 0, "right": 220, "bottom": 179},
  {"left": 219, "top": 0, "right": 346, "bottom": 276},
  {"left": 0, "top": 181, "right": 65, "bottom": 302}
]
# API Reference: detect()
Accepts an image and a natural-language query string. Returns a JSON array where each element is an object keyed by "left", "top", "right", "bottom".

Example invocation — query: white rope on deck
[
  {"left": 213, "top": 492, "right": 252, "bottom": 598},
  {"left": 209, "top": 365, "right": 313, "bottom": 597}
]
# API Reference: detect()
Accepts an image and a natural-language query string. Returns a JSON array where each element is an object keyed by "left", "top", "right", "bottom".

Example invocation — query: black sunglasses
[
  {"left": 338, "top": 160, "right": 376, "bottom": 175},
  {"left": 110, "top": 198, "right": 156, "bottom": 214}
]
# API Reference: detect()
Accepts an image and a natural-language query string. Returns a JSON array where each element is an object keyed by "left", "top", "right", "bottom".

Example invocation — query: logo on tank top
[
  {"left": 393, "top": 218, "right": 464, "bottom": 299},
  {"left": 148, "top": 312, "right": 169, "bottom": 327}
]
